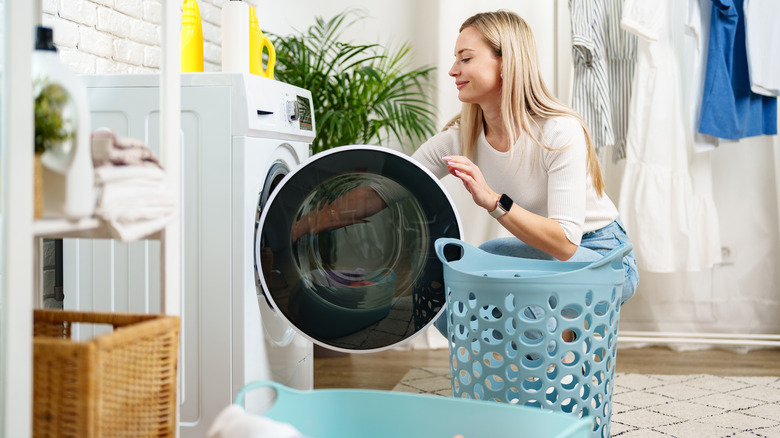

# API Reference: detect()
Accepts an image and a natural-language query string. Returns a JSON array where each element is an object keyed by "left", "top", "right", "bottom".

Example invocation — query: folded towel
[
  {"left": 206, "top": 404, "right": 307, "bottom": 438},
  {"left": 91, "top": 128, "right": 162, "bottom": 168},
  {"left": 94, "top": 165, "right": 167, "bottom": 183},
  {"left": 91, "top": 129, "right": 176, "bottom": 242}
]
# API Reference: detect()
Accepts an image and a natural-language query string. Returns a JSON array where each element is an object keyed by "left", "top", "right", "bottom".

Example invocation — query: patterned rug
[{"left": 393, "top": 368, "right": 780, "bottom": 437}]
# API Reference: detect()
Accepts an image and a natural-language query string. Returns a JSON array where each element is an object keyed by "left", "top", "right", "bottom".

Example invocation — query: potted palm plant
[{"left": 271, "top": 9, "right": 438, "bottom": 154}]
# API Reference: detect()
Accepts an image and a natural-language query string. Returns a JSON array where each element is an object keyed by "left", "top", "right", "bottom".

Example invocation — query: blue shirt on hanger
[{"left": 699, "top": 0, "right": 777, "bottom": 140}]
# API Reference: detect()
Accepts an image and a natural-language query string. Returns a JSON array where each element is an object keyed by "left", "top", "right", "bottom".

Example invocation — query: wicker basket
[{"left": 33, "top": 309, "right": 180, "bottom": 438}]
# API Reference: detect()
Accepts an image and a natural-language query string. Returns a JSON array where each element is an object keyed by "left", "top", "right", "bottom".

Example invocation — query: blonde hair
[{"left": 445, "top": 10, "right": 605, "bottom": 196}]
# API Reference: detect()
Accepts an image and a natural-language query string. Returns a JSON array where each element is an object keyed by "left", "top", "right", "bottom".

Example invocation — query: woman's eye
[{"left": 461, "top": 58, "right": 471, "bottom": 63}]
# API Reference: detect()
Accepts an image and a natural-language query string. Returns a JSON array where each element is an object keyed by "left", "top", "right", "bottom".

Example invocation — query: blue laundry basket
[
  {"left": 236, "top": 380, "right": 592, "bottom": 438},
  {"left": 435, "top": 238, "right": 632, "bottom": 438}
]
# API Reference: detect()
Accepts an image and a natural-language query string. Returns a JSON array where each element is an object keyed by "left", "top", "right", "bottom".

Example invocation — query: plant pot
[{"left": 34, "top": 154, "right": 43, "bottom": 219}]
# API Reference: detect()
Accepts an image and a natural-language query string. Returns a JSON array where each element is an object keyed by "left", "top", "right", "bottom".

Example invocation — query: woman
[
  {"left": 292, "top": 10, "right": 638, "bottom": 333},
  {"left": 411, "top": 10, "right": 638, "bottom": 316}
]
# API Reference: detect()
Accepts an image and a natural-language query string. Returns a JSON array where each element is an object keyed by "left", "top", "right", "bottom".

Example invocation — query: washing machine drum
[{"left": 257, "top": 145, "right": 462, "bottom": 352}]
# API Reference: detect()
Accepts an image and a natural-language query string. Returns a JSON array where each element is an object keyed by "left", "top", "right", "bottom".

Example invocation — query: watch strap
[{"left": 489, "top": 205, "right": 506, "bottom": 218}]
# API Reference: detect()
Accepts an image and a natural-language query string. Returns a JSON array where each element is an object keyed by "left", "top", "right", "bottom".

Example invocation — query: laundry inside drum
[{"left": 291, "top": 173, "right": 430, "bottom": 345}]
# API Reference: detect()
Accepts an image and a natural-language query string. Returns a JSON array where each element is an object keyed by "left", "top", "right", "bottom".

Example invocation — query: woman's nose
[{"left": 449, "top": 63, "right": 458, "bottom": 77}]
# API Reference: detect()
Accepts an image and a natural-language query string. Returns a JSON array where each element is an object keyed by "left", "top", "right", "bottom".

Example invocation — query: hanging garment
[
  {"left": 569, "top": 0, "right": 636, "bottom": 161},
  {"left": 698, "top": 0, "right": 777, "bottom": 139},
  {"left": 619, "top": 0, "right": 722, "bottom": 273},
  {"left": 685, "top": 0, "right": 719, "bottom": 152},
  {"left": 682, "top": 0, "right": 723, "bottom": 269},
  {"left": 743, "top": 0, "right": 780, "bottom": 96}
]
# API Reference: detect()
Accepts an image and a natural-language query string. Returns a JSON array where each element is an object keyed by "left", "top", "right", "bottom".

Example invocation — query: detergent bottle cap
[
  {"left": 182, "top": 0, "right": 200, "bottom": 25},
  {"left": 35, "top": 26, "right": 57, "bottom": 52}
]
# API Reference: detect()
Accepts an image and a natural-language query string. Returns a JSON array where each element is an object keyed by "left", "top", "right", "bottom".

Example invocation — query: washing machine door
[{"left": 257, "top": 145, "right": 462, "bottom": 352}]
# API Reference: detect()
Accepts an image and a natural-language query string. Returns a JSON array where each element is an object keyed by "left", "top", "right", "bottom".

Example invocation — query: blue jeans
[{"left": 434, "top": 218, "right": 639, "bottom": 337}]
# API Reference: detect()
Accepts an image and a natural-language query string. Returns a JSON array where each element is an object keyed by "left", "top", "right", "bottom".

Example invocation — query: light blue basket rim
[
  {"left": 235, "top": 380, "right": 593, "bottom": 438},
  {"left": 435, "top": 238, "right": 632, "bottom": 284}
]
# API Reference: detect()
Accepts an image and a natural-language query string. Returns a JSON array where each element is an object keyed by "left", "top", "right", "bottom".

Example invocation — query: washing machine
[{"left": 67, "top": 73, "right": 315, "bottom": 437}]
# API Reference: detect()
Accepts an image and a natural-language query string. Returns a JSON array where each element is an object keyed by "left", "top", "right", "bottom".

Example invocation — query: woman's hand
[
  {"left": 443, "top": 156, "right": 578, "bottom": 261},
  {"left": 443, "top": 155, "right": 498, "bottom": 211}
]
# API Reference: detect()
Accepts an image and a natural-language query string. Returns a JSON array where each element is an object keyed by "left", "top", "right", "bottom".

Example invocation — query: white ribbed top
[{"left": 412, "top": 116, "right": 619, "bottom": 245}]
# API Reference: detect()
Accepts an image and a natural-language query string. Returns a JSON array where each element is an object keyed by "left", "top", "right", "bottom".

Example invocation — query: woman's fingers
[
  {"left": 444, "top": 155, "right": 474, "bottom": 178},
  {"left": 443, "top": 156, "right": 495, "bottom": 209}
]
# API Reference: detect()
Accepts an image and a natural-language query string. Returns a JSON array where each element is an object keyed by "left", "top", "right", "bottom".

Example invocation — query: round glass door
[{"left": 257, "top": 146, "right": 462, "bottom": 352}]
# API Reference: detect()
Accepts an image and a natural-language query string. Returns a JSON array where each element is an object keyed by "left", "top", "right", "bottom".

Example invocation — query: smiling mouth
[{"left": 456, "top": 81, "right": 468, "bottom": 90}]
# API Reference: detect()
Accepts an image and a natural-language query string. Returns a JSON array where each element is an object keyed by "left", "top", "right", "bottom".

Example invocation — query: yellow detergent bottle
[
  {"left": 181, "top": 0, "right": 204, "bottom": 72},
  {"left": 249, "top": 6, "right": 276, "bottom": 79}
]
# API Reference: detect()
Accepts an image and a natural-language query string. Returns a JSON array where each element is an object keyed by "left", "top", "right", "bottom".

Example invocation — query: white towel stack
[{"left": 91, "top": 128, "right": 176, "bottom": 242}]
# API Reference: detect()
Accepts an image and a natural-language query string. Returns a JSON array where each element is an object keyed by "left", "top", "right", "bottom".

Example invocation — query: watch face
[{"left": 499, "top": 194, "right": 512, "bottom": 212}]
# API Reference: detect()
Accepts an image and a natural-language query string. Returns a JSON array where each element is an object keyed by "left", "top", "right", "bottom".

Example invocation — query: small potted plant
[{"left": 33, "top": 79, "right": 74, "bottom": 218}]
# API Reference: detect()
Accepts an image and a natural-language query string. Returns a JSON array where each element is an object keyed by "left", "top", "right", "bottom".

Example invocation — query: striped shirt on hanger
[{"left": 569, "top": 0, "right": 637, "bottom": 161}]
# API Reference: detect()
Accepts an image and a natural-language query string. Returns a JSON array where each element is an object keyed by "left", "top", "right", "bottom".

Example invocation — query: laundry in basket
[
  {"left": 235, "top": 381, "right": 591, "bottom": 438},
  {"left": 435, "top": 238, "right": 632, "bottom": 438},
  {"left": 206, "top": 404, "right": 305, "bottom": 438}
]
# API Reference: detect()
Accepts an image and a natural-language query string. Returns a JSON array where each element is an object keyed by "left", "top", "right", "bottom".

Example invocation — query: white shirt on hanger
[
  {"left": 744, "top": 0, "right": 780, "bottom": 97},
  {"left": 618, "top": 0, "right": 721, "bottom": 273},
  {"left": 685, "top": 0, "right": 719, "bottom": 152}
]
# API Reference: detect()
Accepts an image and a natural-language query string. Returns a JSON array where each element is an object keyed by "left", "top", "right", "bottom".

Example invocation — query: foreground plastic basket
[
  {"left": 435, "top": 238, "right": 632, "bottom": 438},
  {"left": 33, "top": 309, "right": 179, "bottom": 438},
  {"left": 237, "top": 381, "right": 591, "bottom": 438}
]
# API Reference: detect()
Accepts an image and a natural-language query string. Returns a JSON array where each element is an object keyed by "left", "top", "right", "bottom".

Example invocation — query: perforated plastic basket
[
  {"left": 236, "top": 381, "right": 591, "bottom": 438},
  {"left": 435, "top": 238, "right": 632, "bottom": 438}
]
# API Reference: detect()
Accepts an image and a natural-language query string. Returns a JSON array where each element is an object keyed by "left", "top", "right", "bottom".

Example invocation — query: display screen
[{"left": 296, "top": 95, "right": 313, "bottom": 131}]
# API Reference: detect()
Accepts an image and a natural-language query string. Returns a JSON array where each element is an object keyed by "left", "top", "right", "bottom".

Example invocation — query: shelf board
[
  {"left": 33, "top": 217, "right": 164, "bottom": 240},
  {"left": 33, "top": 217, "right": 100, "bottom": 237}
]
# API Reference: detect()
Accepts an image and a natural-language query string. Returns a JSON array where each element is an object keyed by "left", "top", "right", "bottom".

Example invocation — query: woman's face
[{"left": 449, "top": 26, "right": 502, "bottom": 107}]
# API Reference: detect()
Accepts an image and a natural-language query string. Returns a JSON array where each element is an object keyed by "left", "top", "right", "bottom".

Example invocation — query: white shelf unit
[{"left": 1, "top": 2, "right": 182, "bottom": 437}]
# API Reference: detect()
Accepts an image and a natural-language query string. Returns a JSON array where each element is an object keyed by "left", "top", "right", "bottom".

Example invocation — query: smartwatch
[{"left": 489, "top": 194, "right": 513, "bottom": 219}]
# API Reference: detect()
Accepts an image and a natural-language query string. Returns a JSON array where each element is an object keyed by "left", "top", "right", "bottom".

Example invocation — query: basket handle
[
  {"left": 586, "top": 242, "right": 633, "bottom": 271},
  {"left": 234, "top": 380, "right": 293, "bottom": 408},
  {"left": 435, "top": 237, "right": 481, "bottom": 266}
]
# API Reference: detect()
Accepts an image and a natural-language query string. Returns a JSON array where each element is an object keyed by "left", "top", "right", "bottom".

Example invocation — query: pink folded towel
[{"left": 91, "top": 127, "right": 162, "bottom": 168}]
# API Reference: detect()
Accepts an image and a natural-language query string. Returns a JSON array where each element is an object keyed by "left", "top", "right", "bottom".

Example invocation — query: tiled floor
[{"left": 393, "top": 367, "right": 780, "bottom": 438}]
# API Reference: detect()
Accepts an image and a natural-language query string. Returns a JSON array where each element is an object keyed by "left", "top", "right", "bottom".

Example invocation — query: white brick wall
[{"left": 43, "top": 0, "right": 261, "bottom": 74}]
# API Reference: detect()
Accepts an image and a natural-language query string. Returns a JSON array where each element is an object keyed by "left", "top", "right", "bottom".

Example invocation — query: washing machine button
[{"left": 286, "top": 99, "right": 299, "bottom": 121}]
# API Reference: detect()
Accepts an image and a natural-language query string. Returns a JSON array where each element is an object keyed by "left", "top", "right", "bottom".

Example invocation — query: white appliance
[{"left": 64, "top": 73, "right": 314, "bottom": 437}]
